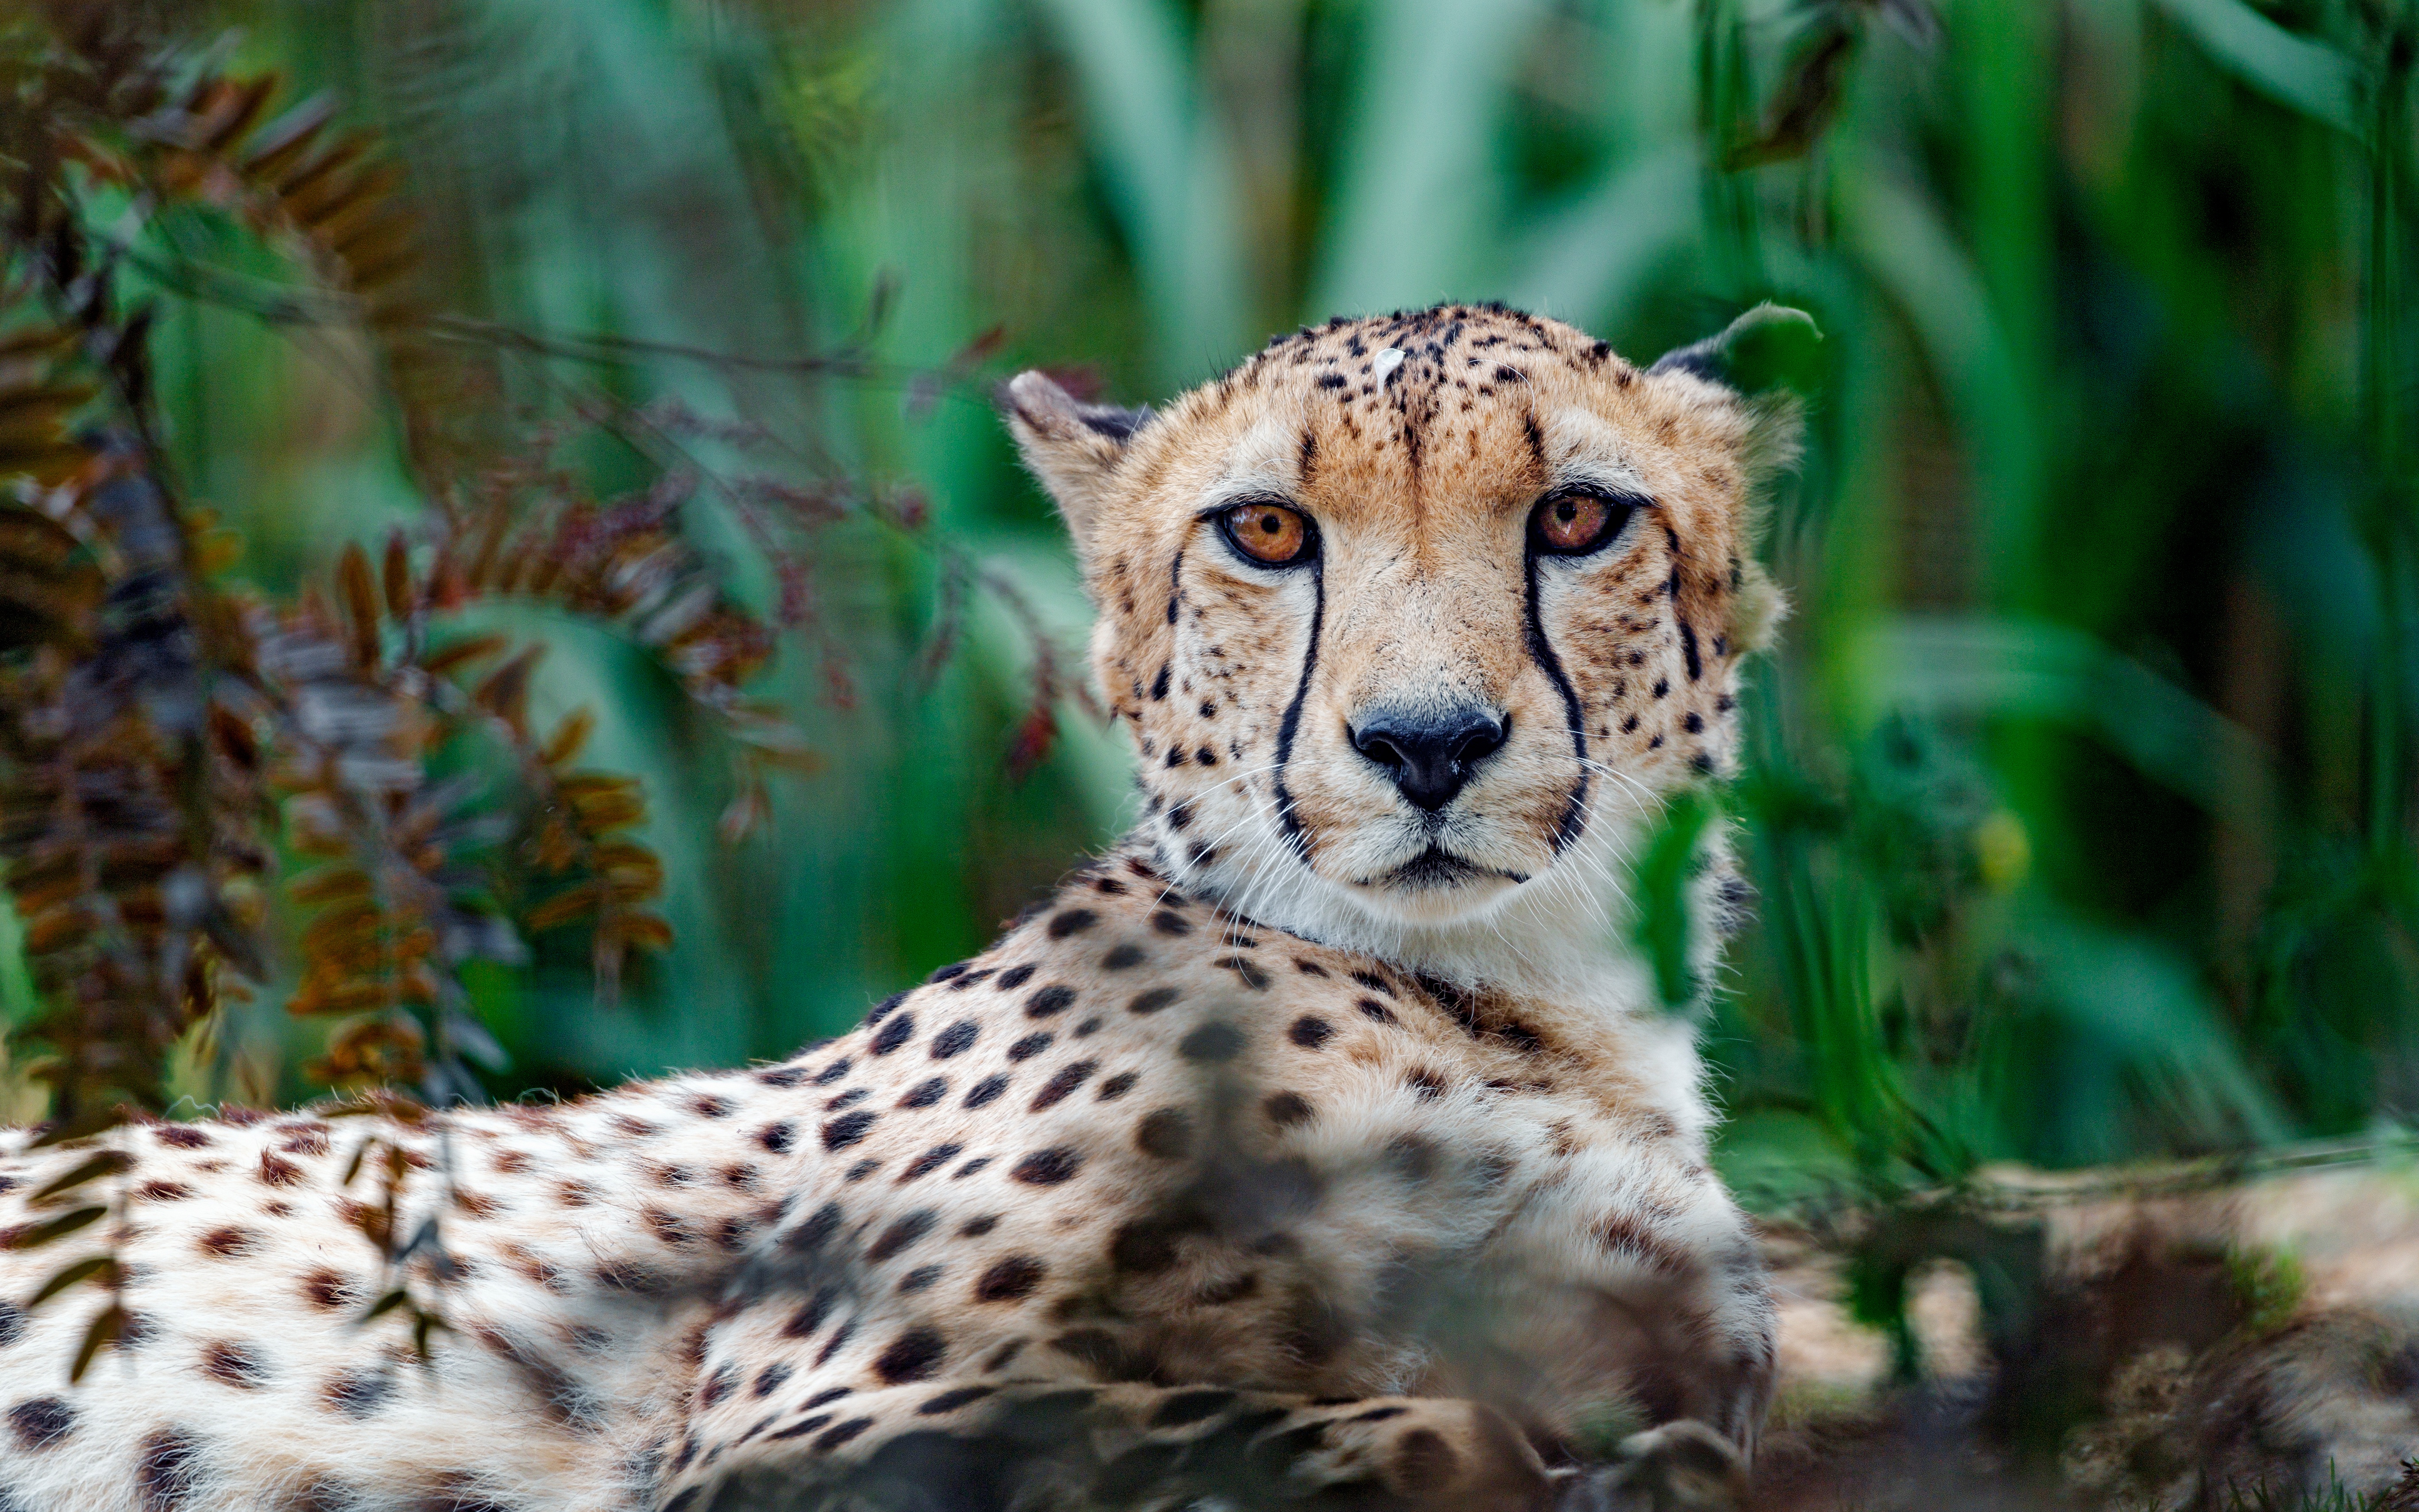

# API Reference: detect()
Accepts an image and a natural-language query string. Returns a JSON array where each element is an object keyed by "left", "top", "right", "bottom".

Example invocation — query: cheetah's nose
[{"left": 1350, "top": 707, "right": 1508, "bottom": 812}]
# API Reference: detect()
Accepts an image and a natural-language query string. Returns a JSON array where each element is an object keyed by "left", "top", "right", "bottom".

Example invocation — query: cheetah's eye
[
  {"left": 1218, "top": 500, "right": 1316, "bottom": 567},
  {"left": 1529, "top": 488, "right": 1638, "bottom": 556}
]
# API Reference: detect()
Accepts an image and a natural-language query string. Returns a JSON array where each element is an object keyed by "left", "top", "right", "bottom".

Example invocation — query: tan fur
[{"left": 0, "top": 304, "right": 1794, "bottom": 1512}]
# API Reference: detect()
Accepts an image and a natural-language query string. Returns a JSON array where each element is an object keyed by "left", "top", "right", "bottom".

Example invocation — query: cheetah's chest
[{"left": 728, "top": 859, "right": 1741, "bottom": 1434}]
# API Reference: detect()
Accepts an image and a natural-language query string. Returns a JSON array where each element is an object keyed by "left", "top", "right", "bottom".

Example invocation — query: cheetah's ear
[
  {"left": 1653, "top": 306, "right": 1815, "bottom": 660},
  {"left": 1003, "top": 370, "right": 1150, "bottom": 558},
  {"left": 1648, "top": 303, "right": 1821, "bottom": 393}
]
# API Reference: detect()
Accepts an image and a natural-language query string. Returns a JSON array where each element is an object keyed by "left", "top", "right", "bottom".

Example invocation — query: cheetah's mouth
[{"left": 1372, "top": 845, "right": 1530, "bottom": 892}]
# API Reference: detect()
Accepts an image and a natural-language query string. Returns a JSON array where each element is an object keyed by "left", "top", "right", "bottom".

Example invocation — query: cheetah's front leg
[{"left": 665, "top": 1380, "right": 1563, "bottom": 1512}]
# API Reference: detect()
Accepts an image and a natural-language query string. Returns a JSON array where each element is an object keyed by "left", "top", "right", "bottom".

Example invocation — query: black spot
[
  {"left": 948, "top": 968, "right": 996, "bottom": 991},
  {"left": 1102, "top": 943, "right": 1146, "bottom": 971},
  {"left": 1047, "top": 909, "right": 1099, "bottom": 939},
  {"left": 1137, "top": 1109, "right": 1192, "bottom": 1160},
  {"left": 1150, "top": 663, "right": 1171, "bottom": 700},
  {"left": 756, "top": 1065, "right": 807, "bottom": 1088},
  {"left": 1097, "top": 1071, "right": 1139, "bottom": 1100},
  {"left": 1026, "top": 986, "right": 1078, "bottom": 1018},
  {"left": 866, "top": 991, "right": 910, "bottom": 1026},
  {"left": 1679, "top": 621, "right": 1702, "bottom": 681},
  {"left": 325, "top": 1371, "right": 394, "bottom": 1417},
  {"left": 198, "top": 1226, "right": 258, "bottom": 1258},
  {"left": 874, "top": 1328, "right": 947, "bottom": 1385},
  {"left": 1264, "top": 1092, "right": 1315, "bottom": 1127},
  {"left": 964, "top": 1076, "right": 1010, "bottom": 1110},
  {"left": 753, "top": 1362, "right": 793, "bottom": 1399},
  {"left": 813, "top": 1057, "right": 852, "bottom": 1085},
  {"left": 899, "top": 1077, "right": 948, "bottom": 1109},
  {"left": 0, "top": 1303, "right": 22, "bottom": 1349},
  {"left": 8, "top": 1397, "right": 73, "bottom": 1449},
  {"left": 822, "top": 1110, "right": 878, "bottom": 1150},
  {"left": 1165, "top": 802, "right": 1193, "bottom": 831},
  {"left": 975, "top": 1256, "right": 1046, "bottom": 1302},
  {"left": 1293, "top": 959, "right": 1328, "bottom": 976},
  {"left": 901, "top": 1144, "right": 963, "bottom": 1182},
  {"left": 960, "top": 1214, "right": 1000, "bottom": 1236},
  {"left": 899, "top": 1265, "right": 942, "bottom": 1293},
  {"left": 1179, "top": 1022, "right": 1245, "bottom": 1062},
  {"left": 1217, "top": 956, "right": 1272, "bottom": 990},
  {"left": 1316, "top": 372, "right": 1347, "bottom": 390},
  {"left": 1406, "top": 1068, "right": 1447, "bottom": 1100},
  {"left": 870, "top": 1013, "right": 918, "bottom": 1055},
  {"left": 757, "top": 1122, "right": 795, "bottom": 1153},
  {"left": 826, "top": 1087, "right": 870, "bottom": 1111},
  {"left": 137, "top": 1425, "right": 200, "bottom": 1508},
  {"left": 1030, "top": 1061, "right": 1098, "bottom": 1111},
  {"left": 783, "top": 1289, "right": 837, "bottom": 1338},
  {"left": 1007, "top": 1033, "right": 1053, "bottom": 1063},
  {"left": 787, "top": 1200, "right": 845, "bottom": 1252},
  {"left": 815, "top": 1417, "right": 877, "bottom": 1452},
  {"left": 918, "top": 1385, "right": 996, "bottom": 1416},
  {"left": 1009, "top": 1148, "right": 1084, "bottom": 1185},
  {"left": 1288, "top": 1016, "right": 1333, "bottom": 1049},
  {"left": 814, "top": 1317, "right": 858, "bottom": 1367},
  {"left": 1073, "top": 1016, "right": 1103, "bottom": 1038},
  {"left": 1350, "top": 971, "right": 1394, "bottom": 997},
  {"left": 1150, "top": 910, "right": 1190, "bottom": 935},
  {"left": 932, "top": 1021, "right": 980, "bottom": 1059},
  {"left": 1684, "top": 711, "right": 1704, "bottom": 733},
  {"left": 803, "top": 1385, "right": 855, "bottom": 1412},
  {"left": 201, "top": 1340, "right": 269, "bottom": 1388},
  {"left": 928, "top": 962, "right": 969, "bottom": 984},
  {"left": 995, "top": 964, "right": 1036, "bottom": 992},
  {"left": 1652, "top": 679, "right": 1669, "bottom": 699},
  {"left": 1128, "top": 987, "right": 1181, "bottom": 1014},
  {"left": 866, "top": 1210, "right": 939, "bottom": 1263}
]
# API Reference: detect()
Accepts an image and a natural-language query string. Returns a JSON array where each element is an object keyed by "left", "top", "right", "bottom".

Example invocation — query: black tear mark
[
  {"left": 1269, "top": 555, "right": 1328, "bottom": 864},
  {"left": 1167, "top": 548, "right": 1184, "bottom": 625},
  {"left": 1521, "top": 552, "right": 1591, "bottom": 854},
  {"left": 1150, "top": 663, "right": 1170, "bottom": 700},
  {"left": 1679, "top": 621, "right": 1701, "bottom": 681}
]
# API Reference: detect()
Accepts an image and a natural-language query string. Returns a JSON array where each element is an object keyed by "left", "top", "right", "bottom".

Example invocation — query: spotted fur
[{"left": 0, "top": 303, "right": 1797, "bottom": 1511}]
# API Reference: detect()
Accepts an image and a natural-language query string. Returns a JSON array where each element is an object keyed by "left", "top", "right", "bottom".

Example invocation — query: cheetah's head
[{"left": 1007, "top": 303, "right": 1803, "bottom": 972}]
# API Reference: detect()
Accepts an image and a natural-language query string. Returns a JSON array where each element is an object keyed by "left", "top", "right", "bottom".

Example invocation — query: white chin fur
[{"left": 1162, "top": 792, "right": 1664, "bottom": 1006}]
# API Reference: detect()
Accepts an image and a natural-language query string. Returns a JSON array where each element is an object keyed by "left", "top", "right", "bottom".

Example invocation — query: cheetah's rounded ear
[
  {"left": 1653, "top": 306, "right": 1815, "bottom": 660},
  {"left": 1648, "top": 303, "right": 1821, "bottom": 393},
  {"left": 1003, "top": 370, "right": 1150, "bottom": 558}
]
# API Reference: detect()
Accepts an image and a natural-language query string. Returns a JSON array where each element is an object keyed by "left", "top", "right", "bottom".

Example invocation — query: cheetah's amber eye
[
  {"left": 1219, "top": 500, "right": 1316, "bottom": 567},
  {"left": 1529, "top": 488, "right": 1637, "bottom": 556}
]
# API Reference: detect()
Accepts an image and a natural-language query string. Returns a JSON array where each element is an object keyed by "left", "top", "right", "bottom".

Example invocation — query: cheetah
[{"left": 0, "top": 301, "right": 1804, "bottom": 1511}]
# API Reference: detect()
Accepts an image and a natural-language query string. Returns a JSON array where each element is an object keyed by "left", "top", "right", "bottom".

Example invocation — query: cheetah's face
[{"left": 1009, "top": 305, "right": 1795, "bottom": 946}]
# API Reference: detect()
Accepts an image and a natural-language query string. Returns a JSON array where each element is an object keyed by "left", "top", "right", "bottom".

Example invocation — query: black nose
[{"left": 1350, "top": 708, "right": 1508, "bottom": 812}]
